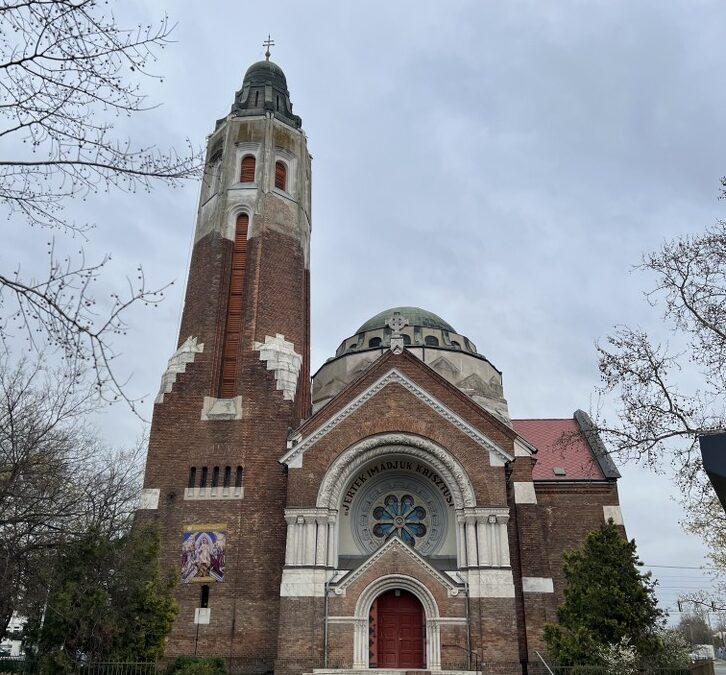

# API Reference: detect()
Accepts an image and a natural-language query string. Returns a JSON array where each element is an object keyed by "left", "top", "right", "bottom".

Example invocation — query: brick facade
[{"left": 138, "top": 58, "right": 623, "bottom": 675}]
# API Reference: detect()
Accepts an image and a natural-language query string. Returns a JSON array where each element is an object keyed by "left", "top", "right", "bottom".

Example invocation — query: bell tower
[{"left": 139, "top": 49, "right": 311, "bottom": 670}]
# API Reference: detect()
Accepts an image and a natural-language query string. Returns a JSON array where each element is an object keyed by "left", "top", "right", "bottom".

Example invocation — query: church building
[{"left": 138, "top": 53, "right": 623, "bottom": 675}]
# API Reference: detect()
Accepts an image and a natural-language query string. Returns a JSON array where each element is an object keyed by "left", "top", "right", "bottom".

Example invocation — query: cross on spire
[{"left": 263, "top": 34, "right": 275, "bottom": 61}]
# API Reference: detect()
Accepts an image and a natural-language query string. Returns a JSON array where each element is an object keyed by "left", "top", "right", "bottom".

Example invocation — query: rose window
[{"left": 372, "top": 494, "right": 427, "bottom": 547}]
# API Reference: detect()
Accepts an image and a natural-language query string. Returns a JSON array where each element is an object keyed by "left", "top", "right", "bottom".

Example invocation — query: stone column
[
  {"left": 326, "top": 512, "right": 338, "bottom": 568},
  {"left": 465, "top": 514, "right": 478, "bottom": 567},
  {"left": 456, "top": 512, "right": 467, "bottom": 568}
]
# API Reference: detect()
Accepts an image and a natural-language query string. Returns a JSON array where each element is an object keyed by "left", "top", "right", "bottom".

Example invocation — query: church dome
[
  {"left": 227, "top": 58, "right": 302, "bottom": 129},
  {"left": 356, "top": 307, "right": 456, "bottom": 334},
  {"left": 243, "top": 59, "right": 288, "bottom": 90}
]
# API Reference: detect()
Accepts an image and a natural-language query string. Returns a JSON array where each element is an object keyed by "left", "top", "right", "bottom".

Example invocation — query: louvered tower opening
[
  {"left": 219, "top": 213, "right": 248, "bottom": 397},
  {"left": 240, "top": 155, "right": 256, "bottom": 183},
  {"left": 275, "top": 161, "right": 287, "bottom": 190}
]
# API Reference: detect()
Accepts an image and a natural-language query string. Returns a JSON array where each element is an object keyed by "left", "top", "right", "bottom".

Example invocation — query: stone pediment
[
  {"left": 332, "top": 537, "right": 461, "bottom": 598},
  {"left": 281, "top": 368, "right": 514, "bottom": 468}
]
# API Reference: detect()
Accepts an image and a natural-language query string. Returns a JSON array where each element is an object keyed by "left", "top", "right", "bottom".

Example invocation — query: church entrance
[{"left": 373, "top": 589, "right": 425, "bottom": 669}]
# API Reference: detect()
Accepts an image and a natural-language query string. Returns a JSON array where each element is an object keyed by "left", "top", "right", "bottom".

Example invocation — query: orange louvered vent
[
  {"left": 240, "top": 155, "right": 256, "bottom": 183},
  {"left": 219, "top": 213, "right": 248, "bottom": 397},
  {"left": 275, "top": 161, "right": 287, "bottom": 191}
]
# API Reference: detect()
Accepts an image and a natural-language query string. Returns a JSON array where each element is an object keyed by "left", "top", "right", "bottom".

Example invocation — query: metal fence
[
  {"left": 0, "top": 656, "right": 716, "bottom": 675},
  {"left": 0, "top": 659, "right": 160, "bottom": 675}
]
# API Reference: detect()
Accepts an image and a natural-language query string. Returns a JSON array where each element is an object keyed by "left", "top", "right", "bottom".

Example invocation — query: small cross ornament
[{"left": 386, "top": 311, "right": 409, "bottom": 335}]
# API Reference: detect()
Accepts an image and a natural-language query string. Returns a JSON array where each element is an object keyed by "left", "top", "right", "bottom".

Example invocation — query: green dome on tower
[{"left": 356, "top": 307, "right": 456, "bottom": 334}]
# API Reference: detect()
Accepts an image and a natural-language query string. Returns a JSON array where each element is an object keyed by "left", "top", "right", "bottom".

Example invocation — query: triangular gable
[
  {"left": 281, "top": 365, "right": 514, "bottom": 468},
  {"left": 333, "top": 537, "right": 461, "bottom": 598}
]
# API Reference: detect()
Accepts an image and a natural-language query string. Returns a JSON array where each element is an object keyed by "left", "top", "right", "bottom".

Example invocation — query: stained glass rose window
[{"left": 372, "top": 494, "right": 427, "bottom": 547}]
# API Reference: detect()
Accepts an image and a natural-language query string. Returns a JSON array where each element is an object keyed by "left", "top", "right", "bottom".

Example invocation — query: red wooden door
[{"left": 375, "top": 590, "right": 425, "bottom": 668}]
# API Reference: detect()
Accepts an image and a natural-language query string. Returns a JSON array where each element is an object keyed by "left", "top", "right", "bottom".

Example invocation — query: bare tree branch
[{"left": 0, "top": 0, "right": 202, "bottom": 408}]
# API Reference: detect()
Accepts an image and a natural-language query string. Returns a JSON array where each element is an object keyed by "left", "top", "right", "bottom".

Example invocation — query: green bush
[{"left": 164, "top": 657, "right": 227, "bottom": 675}]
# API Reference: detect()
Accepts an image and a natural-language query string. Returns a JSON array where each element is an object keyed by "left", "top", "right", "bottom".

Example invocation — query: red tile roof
[{"left": 512, "top": 418, "right": 606, "bottom": 481}]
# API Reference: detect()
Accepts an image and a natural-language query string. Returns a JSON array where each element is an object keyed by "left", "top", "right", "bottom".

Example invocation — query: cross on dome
[
  {"left": 263, "top": 34, "right": 275, "bottom": 61},
  {"left": 386, "top": 311, "right": 409, "bottom": 336}
]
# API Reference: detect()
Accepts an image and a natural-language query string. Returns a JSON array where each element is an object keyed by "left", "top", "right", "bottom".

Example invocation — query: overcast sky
[{"left": 5, "top": 0, "right": 726, "bottom": 618}]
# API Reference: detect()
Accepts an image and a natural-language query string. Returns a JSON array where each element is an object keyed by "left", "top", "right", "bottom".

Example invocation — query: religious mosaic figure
[{"left": 181, "top": 527, "right": 226, "bottom": 583}]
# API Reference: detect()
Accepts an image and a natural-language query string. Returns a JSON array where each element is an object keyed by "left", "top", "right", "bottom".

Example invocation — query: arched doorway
[{"left": 371, "top": 589, "right": 425, "bottom": 668}]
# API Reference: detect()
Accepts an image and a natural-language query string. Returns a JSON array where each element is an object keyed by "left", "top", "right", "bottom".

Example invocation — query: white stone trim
[
  {"left": 465, "top": 569, "right": 516, "bottom": 598},
  {"left": 284, "top": 508, "right": 335, "bottom": 567},
  {"left": 514, "top": 436, "right": 536, "bottom": 457},
  {"left": 333, "top": 537, "right": 460, "bottom": 598},
  {"left": 513, "top": 481, "right": 538, "bottom": 504},
  {"left": 603, "top": 505, "right": 624, "bottom": 525},
  {"left": 353, "top": 574, "right": 442, "bottom": 670},
  {"left": 280, "top": 568, "right": 331, "bottom": 597},
  {"left": 315, "top": 433, "right": 476, "bottom": 511},
  {"left": 222, "top": 204, "right": 254, "bottom": 242},
  {"left": 234, "top": 142, "right": 260, "bottom": 185},
  {"left": 155, "top": 336, "right": 204, "bottom": 404},
  {"left": 254, "top": 334, "right": 302, "bottom": 401},
  {"left": 273, "top": 146, "right": 297, "bottom": 196},
  {"left": 201, "top": 396, "right": 243, "bottom": 421},
  {"left": 457, "top": 507, "right": 511, "bottom": 568},
  {"left": 194, "top": 608, "right": 211, "bottom": 624},
  {"left": 139, "top": 488, "right": 160, "bottom": 510},
  {"left": 280, "top": 369, "right": 513, "bottom": 468},
  {"left": 184, "top": 486, "right": 243, "bottom": 501},
  {"left": 522, "top": 576, "right": 554, "bottom": 593}
]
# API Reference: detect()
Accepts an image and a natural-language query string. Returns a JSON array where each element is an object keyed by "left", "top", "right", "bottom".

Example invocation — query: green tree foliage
[
  {"left": 165, "top": 657, "right": 228, "bottom": 675},
  {"left": 23, "top": 525, "right": 176, "bottom": 664},
  {"left": 543, "top": 520, "right": 664, "bottom": 666}
]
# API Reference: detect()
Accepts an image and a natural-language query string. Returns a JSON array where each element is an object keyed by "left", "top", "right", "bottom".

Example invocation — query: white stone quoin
[
  {"left": 254, "top": 333, "right": 303, "bottom": 401},
  {"left": 155, "top": 336, "right": 204, "bottom": 403}
]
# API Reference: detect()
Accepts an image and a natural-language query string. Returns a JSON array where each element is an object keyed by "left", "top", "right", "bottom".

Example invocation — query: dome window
[
  {"left": 425, "top": 335, "right": 439, "bottom": 347},
  {"left": 451, "top": 340, "right": 461, "bottom": 349},
  {"left": 368, "top": 337, "right": 382, "bottom": 348},
  {"left": 275, "top": 161, "right": 287, "bottom": 191},
  {"left": 240, "top": 155, "right": 256, "bottom": 183}
]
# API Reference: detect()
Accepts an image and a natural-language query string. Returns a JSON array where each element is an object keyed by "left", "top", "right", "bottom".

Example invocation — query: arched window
[
  {"left": 254, "top": 91, "right": 259, "bottom": 107},
  {"left": 188, "top": 467, "right": 196, "bottom": 489},
  {"left": 200, "top": 466, "right": 208, "bottom": 488},
  {"left": 200, "top": 585, "right": 210, "bottom": 609},
  {"left": 212, "top": 466, "right": 220, "bottom": 488},
  {"left": 235, "top": 466, "right": 244, "bottom": 489},
  {"left": 219, "top": 213, "right": 249, "bottom": 397},
  {"left": 425, "top": 335, "right": 439, "bottom": 347},
  {"left": 275, "top": 161, "right": 287, "bottom": 191},
  {"left": 223, "top": 466, "right": 231, "bottom": 488},
  {"left": 451, "top": 340, "right": 461, "bottom": 349},
  {"left": 402, "top": 334, "right": 411, "bottom": 346},
  {"left": 368, "top": 337, "right": 382, "bottom": 348},
  {"left": 240, "top": 155, "right": 256, "bottom": 183}
]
